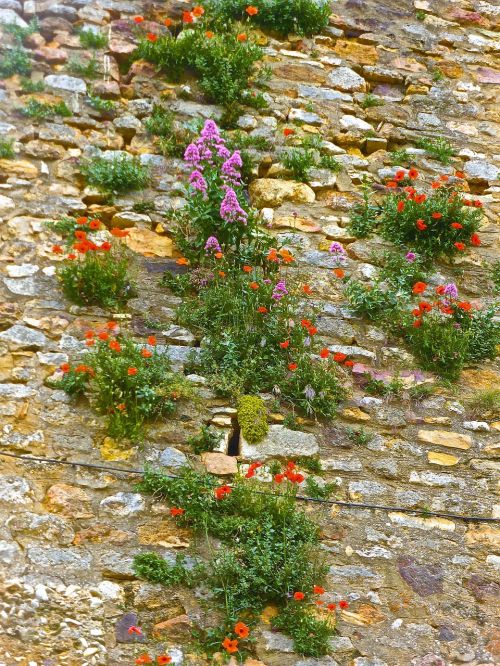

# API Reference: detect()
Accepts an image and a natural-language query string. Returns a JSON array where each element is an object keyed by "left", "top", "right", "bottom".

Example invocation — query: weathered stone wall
[{"left": 0, "top": 1, "right": 499, "bottom": 665}]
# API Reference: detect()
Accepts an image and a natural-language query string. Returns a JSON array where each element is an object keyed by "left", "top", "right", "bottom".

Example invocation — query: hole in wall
[{"left": 227, "top": 422, "right": 241, "bottom": 456}]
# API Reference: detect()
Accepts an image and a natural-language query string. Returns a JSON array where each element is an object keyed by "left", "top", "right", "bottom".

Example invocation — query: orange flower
[
  {"left": 408, "top": 168, "right": 419, "bottom": 179},
  {"left": 455, "top": 171, "right": 465, "bottom": 178},
  {"left": 288, "top": 362, "right": 298, "bottom": 371},
  {"left": 68, "top": 253, "right": 76, "bottom": 260},
  {"left": 146, "top": 32, "right": 157, "bottom": 42},
  {"left": 98, "top": 331, "right": 109, "bottom": 341},
  {"left": 222, "top": 637, "right": 238, "bottom": 654},
  {"left": 249, "top": 281, "right": 259, "bottom": 290},
  {"left": 454, "top": 242, "right": 465, "bottom": 250},
  {"left": 414, "top": 194, "right": 426, "bottom": 204},
  {"left": 117, "top": 403, "right": 126, "bottom": 411},
  {"left": 110, "top": 227, "right": 129, "bottom": 237},
  {"left": 242, "top": 265, "right": 252, "bottom": 272},
  {"left": 237, "top": 32, "right": 247, "bottom": 41},
  {"left": 344, "top": 360, "right": 354, "bottom": 367},
  {"left": 89, "top": 219, "right": 100, "bottom": 230},
  {"left": 283, "top": 128, "right": 294, "bottom": 137},
  {"left": 439, "top": 174, "right": 449, "bottom": 182},
  {"left": 397, "top": 200, "right": 405, "bottom": 212},
  {"left": 60, "top": 363, "right": 70, "bottom": 373},
  {"left": 128, "top": 367, "right": 138, "bottom": 376},
  {"left": 257, "top": 306, "right": 268, "bottom": 313},
  {"left": 109, "top": 340, "right": 121, "bottom": 352},
  {"left": 416, "top": 219, "right": 427, "bottom": 231},
  {"left": 84, "top": 330, "right": 94, "bottom": 339},
  {"left": 128, "top": 624, "right": 142, "bottom": 635},
  {"left": 457, "top": 301, "right": 472, "bottom": 311},
  {"left": 293, "top": 591, "right": 305, "bottom": 601},
  {"left": 279, "top": 340, "right": 290, "bottom": 349},
  {"left": 246, "top": 5, "right": 259, "bottom": 15},
  {"left": 85, "top": 339, "right": 95, "bottom": 347},
  {"left": 215, "top": 485, "right": 232, "bottom": 500},
  {"left": 274, "top": 473, "right": 284, "bottom": 483},
  {"left": 319, "top": 348, "right": 329, "bottom": 359},
  {"left": 394, "top": 170, "right": 405, "bottom": 181},
  {"left": 106, "top": 321, "right": 118, "bottom": 330},
  {"left": 157, "top": 656, "right": 172, "bottom": 665},
  {"left": 136, "top": 656, "right": 152, "bottom": 665},
  {"left": 333, "top": 268, "right": 345, "bottom": 278},
  {"left": 164, "top": 18, "right": 173, "bottom": 27},
  {"left": 214, "top": 251, "right": 223, "bottom": 259},
  {"left": 133, "top": 16, "right": 144, "bottom": 24},
  {"left": 218, "top": 271, "right": 226, "bottom": 277},
  {"left": 205, "top": 30, "right": 214, "bottom": 38},
  {"left": 141, "top": 349, "right": 152, "bottom": 358},
  {"left": 386, "top": 181, "right": 397, "bottom": 188},
  {"left": 76, "top": 216, "right": 88, "bottom": 225},
  {"left": 450, "top": 222, "right": 463, "bottom": 229},
  {"left": 333, "top": 352, "right": 347, "bottom": 362},
  {"left": 470, "top": 233, "right": 481, "bottom": 246},
  {"left": 412, "top": 282, "right": 427, "bottom": 294},
  {"left": 52, "top": 244, "right": 63, "bottom": 254},
  {"left": 75, "top": 230, "right": 87, "bottom": 241},
  {"left": 182, "top": 11, "right": 194, "bottom": 22},
  {"left": 176, "top": 257, "right": 189, "bottom": 265},
  {"left": 431, "top": 181, "right": 441, "bottom": 189},
  {"left": 192, "top": 6, "right": 205, "bottom": 17},
  {"left": 302, "top": 284, "right": 313, "bottom": 295},
  {"left": 339, "top": 600, "right": 349, "bottom": 609},
  {"left": 234, "top": 621, "right": 250, "bottom": 638},
  {"left": 327, "top": 603, "right": 336, "bottom": 611},
  {"left": 147, "top": 335, "right": 157, "bottom": 346},
  {"left": 313, "top": 585, "right": 325, "bottom": 595},
  {"left": 170, "top": 507, "right": 185, "bottom": 517},
  {"left": 431, "top": 212, "right": 442, "bottom": 219}
]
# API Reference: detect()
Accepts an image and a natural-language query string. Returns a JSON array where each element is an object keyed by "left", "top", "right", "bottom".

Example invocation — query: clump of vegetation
[
  {"left": 78, "top": 28, "right": 108, "bottom": 49},
  {"left": 68, "top": 54, "right": 100, "bottom": 78},
  {"left": 282, "top": 147, "right": 316, "bottom": 182},
  {"left": 54, "top": 332, "right": 193, "bottom": 441},
  {"left": 206, "top": 0, "right": 331, "bottom": 36},
  {"left": 20, "top": 77, "right": 45, "bottom": 93},
  {"left": 0, "top": 138, "right": 15, "bottom": 159},
  {"left": 3, "top": 18, "right": 39, "bottom": 42},
  {"left": 144, "top": 104, "right": 190, "bottom": 157},
  {"left": 467, "top": 389, "right": 500, "bottom": 420},
  {"left": 416, "top": 137, "right": 455, "bottom": 164},
  {"left": 0, "top": 46, "right": 31, "bottom": 78},
  {"left": 347, "top": 177, "right": 379, "bottom": 238},
  {"left": 345, "top": 426, "right": 373, "bottom": 446},
  {"left": 491, "top": 260, "right": 500, "bottom": 294},
  {"left": 22, "top": 98, "right": 71, "bottom": 120},
  {"left": 134, "top": 465, "right": 345, "bottom": 658},
  {"left": 389, "top": 148, "right": 411, "bottom": 166},
  {"left": 188, "top": 425, "right": 222, "bottom": 454},
  {"left": 87, "top": 94, "right": 116, "bottom": 116},
  {"left": 360, "top": 93, "right": 383, "bottom": 109},
  {"left": 363, "top": 373, "right": 404, "bottom": 398},
  {"left": 81, "top": 155, "right": 150, "bottom": 194},
  {"left": 237, "top": 395, "right": 268, "bottom": 443}
]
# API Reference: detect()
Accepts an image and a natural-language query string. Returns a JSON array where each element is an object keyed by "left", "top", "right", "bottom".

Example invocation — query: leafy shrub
[
  {"left": 144, "top": 104, "right": 190, "bottom": 157},
  {"left": 0, "top": 138, "right": 15, "bottom": 159},
  {"left": 491, "top": 260, "right": 500, "bottom": 295},
  {"left": 379, "top": 169, "right": 482, "bottom": 259},
  {"left": 345, "top": 426, "right": 373, "bottom": 446},
  {"left": 389, "top": 148, "right": 411, "bottom": 166},
  {"left": 78, "top": 28, "right": 108, "bottom": 49},
  {"left": 188, "top": 425, "right": 222, "bottom": 454},
  {"left": 133, "top": 552, "right": 201, "bottom": 587},
  {"left": 207, "top": 0, "right": 331, "bottom": 36},
  {"left": 282, "top": 148, "right": 316, "bottom": 182},
  {"left": 3, "top": 18, "right": 39, "bottom": 42},
  {"left": 135, "top": 466, "right": 342, "bottom": 657},
  {"left": 87, "top": 94, "right": 116, "bottom": 116},
  {"left": 0, "top": 46, "right": 31, "bottom": 78},
  {"left": 237, "top": 395, "right": 268, "bottom": 443},
  {"left": 55, "top": 331, "right": 193, "bottom": 440},
  {"left": 319, "top": 154, "right": 342, "bottom": 172},
  {"left": 68, "top": 54, "right": 100, "bottom": 78},
  {"left": 344, "top": 279, "right": 398, "bottom": 320},
  {"left": 360, "top": 93, "right": 383, "bottom": 109},
  {"left": 347, "top": 177, "right": 378, "bottom": 238},
  {"left": 22, "top": 98, "right": 71, "bottom": 120},
  {"left": 81, "top": 155, "right": 150, "bottom": 194},
  {"left": 378, "top": 250, "right": 428, "bottom": 291},
  {"left": 20, "top": 77, "right": 45, "bottom": 93},
  {"left": 416, "top": 137, "right": 455, "bottom": 164}
]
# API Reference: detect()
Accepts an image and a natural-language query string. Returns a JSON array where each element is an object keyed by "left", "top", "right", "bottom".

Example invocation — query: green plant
[
  {"left": 68, "top": 54, "right": 100, "bottom": 78},
  {"left": 319, "top": 154, "right": 342, "bottom": 172},
  {"left": 363, "top": 373, "right": 404, "bottom": 398},
  {"left": 81, "top": 155, "right": 150, "bottom": 194},
  {"left": 282, "top": 148, "right": 316, "bottom": 182},
  {"left": 55, "top": 333, "right": 193, "bottom": 441},
  {"left": 345, "top": 426, "right": 373, "bottom": 446},
  {"left": 432, "top": 68, "right": 445, "bottom": 82},
  {"left": 237, "top": 395, "right": 268, "bottom": 443},
  {"left": 20, "top": 77, "right": 45, "bottom": 93},
  {"left": 360, "top": 93, "right": 383, "bottom": 109},
  {"left": 416, "top": 137, "right": 455, "bottom": 165},
  {"left": 347, "top": 177, "right": 378, "bottom": 238},
  {"left": 133, "top": 552, "right": 201, "bottom": 587},
  {"left": 145, "top": 105, "right": 189, "bottom": 157},
  {"left": 78, "top": 28, "right": 108, "bottom": 49},
  {"left": 3, "top": 18, "right": 39, "bottom": 42},
  {"left": 0, "top": 46, "right": 31, "bottom": 78},
  {"left": 188, "top": 425, "right": 222, "bottom": 454},
  {"left": 344, "top": 279, "right": 398, "bottom": 320},
  {"left": 21, "top": 98, "right": 71, "bottom": 120},
  {"left": 0, "top": 138, "right": 15, "bottom": 159},
  {"left": 303, "top": 476, "right": 337, "bottom": 500},
  {"left": 408, "top": 384, "right": 434, "bottom": 401},
  {"left": 389, "top": 148, "right": 411, "bottom": 166},
  {"left": 296, "top": 456, "right": 321, "bottom": 473},
  {"left": 207, "top": 0, "right": 331, "bottom": 36},
  {"left": 492, "top": 261, "right": 500, "bottom": 295},
  {"left": 466, "top": 389, "right": 500, "bottom": 420},
  {"left": 132, "top": 200, "right": 156, "bottom": 214},
  {"left": 87, "top": 94, "right": 116, "bottom": 115},
  {"left": 379, "top": 251, "right": 428, "bottom": 291},
  {"left": 415, "top": 9, "right": 426, "bottom": 20},
  {"left": 134, "top": 466, "right": 340, "bottom": 657}
]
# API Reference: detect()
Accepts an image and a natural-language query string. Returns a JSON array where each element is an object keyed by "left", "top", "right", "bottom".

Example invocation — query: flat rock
[
  {"left": 417, "top": 430, "right": 472, "bottom": 450},
  {"left": 249, "top": 178, "right": 315, "bottom": 208},
  {"left": 0, "top": 324, "right": 47, "bottom": 349},
  {"left": 100, "top": 492, "right": 145, "bottom": 517},
  {"left": 159, "top": 447, "right": 187, "bottom": 468},
  {"left": 398, "top": 557, "right": 443, "bottom": 597},
  {"left": 201, "top": 452, "right": 238, "bottom": 475},
  {"left": 0, "top": 7, "right": 27, "bottom": 26},
  {"left": 464, "top": 160, "right": 498, "bottom": 182},
  {"left": 44, "top": 74, "right": 87, "bottom": 94},
  {"left": 240, "top": 425, "right": 319, "bottom": 461},
  {"left": 44, "top": 483, "right": 94, "bottom": 519},
  {"left": 327, "top": 66, "right": 367, "bottom": 92}
]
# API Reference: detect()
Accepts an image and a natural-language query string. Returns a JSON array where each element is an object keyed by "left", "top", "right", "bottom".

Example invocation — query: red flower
[
  {"left": 98, "top": 331, "right": 109, "bottom": 341},
  {"left": 164, "top": 18, "right": 173, "bottom": 27},
  {"left": 76, "top": 216, "right": 88, "bottom": 225},
  {"left": 339, "top": 600, "right": 349, "bottom": 609},
  {"left": 109, "top": 340, "right": 121, "bottom": 352},
  {"left": 84, "top": 330, "right": 94, "bottom": 339},
  {"left": 414, "top": 194, "right": 426, "bottom": 204},
  {"left": 147, "top": 335, "right": 157, "bottom": 346},
  {"left": 182, "top": 11, "right": 194, "bottom": 22},
  {"left": 473, "top": 200, "right": 482, "bottom": 208},
  {"left": 67, "top": 253, "right": 76, "bottom": 260},
  {"left": 457, "top": 301, "right": 472, "bottom": 311},
  {"left": 146, "top": 32, "right": 157, "bottom": 42},
  {"left": 170, "top": 507, "right": 185, "bottom": 517},
  {"left": 386, "top": 181, "right": 397, "bottom": 188},
  {"left": 234, "top": 621, "right": 250, "bottom": 638},
  {"left": 117, "top": 403, "right": 126, "bottom": 411},
  {"left": 242, "top": 265, "right": 252, "bottom": 273},
  {"left": 135, "top": 655, "right": 152, "bottom": 665},
  {"left": 470, "top": 233, "right": 481, "bottom": 246},
  {"left": 283, "top": 128, "right": 294, "bottom": 137},
  {"left": 333, "top": 352, "right": 347, "bottom": 362},
  {"left": 435, "top": 285, "right": 445, "bottom": 295},
  {"left": 106, "top": 321, "right": 118, "bottom": 330},
  {"left": 99, "top": 241, "right": 112, "bottom": 251},
  {"left": 307, "top": 326, "right": 318, "bottom": 336},
  {"left": 431, "top": 212, "right": 442, "bottom": 219},
  {"left": 327, "top": 603, "right": 336, "bottom": 611},
  {"left": 176, "top": 257, "right": 189, "bottom": 265},
  {"left": 215, "top": 485, "right": 232, "bottom": 500},
  {"left": 246, "top": 5, "right": 259, "bottom": 15},
  {"left": 394, "top": 170, "right": 405, "bottom": 181},
  {"left": 416, "top": 219, "right": 427, "bottom": 231},
  {"left": 274, "top": 473, "right": 285, "bottom": 483},
  {"left": 245, "top": 462, "right": 262, "bottom": 479},
  {"left": 301, "top": 319, "right": 312, "bottom": 328},
  {"left": 455, "top": 171, "right": 465, "bottom": 178},
  {"left": 293, "top": 591, "right": 305, "bottom": 601},
  {"left": 141, "top": 349, "right": 152, "bottom": 358},
  {"left": 408, "top": 168, "right": 419, "bottom": 179},
  {"left": 157, "top": 657, "right": 172, "bottom": 665},
  {"left": 413, "top": 319, "right": 422, "bottom": 328},
  {"left": 333, "top": 268, "right": 345, "bottom": 278},
  {"left": 454, "top": 242, "right": 465, "bottom": 250},
  {"left": 418, "top": 301, "right": 432, "bottom": 313},
  {"left": 249, "top": 281, "right": 259, "bottom": 290},
  {"left": 431, "top": 181, "right": 441, "bottom": 189},
  {"left": 110, "top": 227, "right": 129, "bottom": 237},
  {"left": 133, "top": 16, "right": 144, "bottom": 24},
  {"left": 288, "top": 362, "right": 298, "bottom": 371},
  {"left": 344, "top": 360, "right": 354, "bottom": 367},
  {"left": 257, "top": 306, "right": 268, "bottom": 313},
  {"left": 412, "top": 282, "right": 427, "bottom": 294},
  {"left": 205, "top": 30, "right": 214, "bottom": 38},
  {"left": 128, "top": 367, "right": 138, "bottom": 376},
  {"left": 52, "top": 244, "right": 63, "bottom": 254},
  {"left": 440, "top": 174, "right": 449, "bottom": 182},
  {"left": 75, "top": 230, "right": 87, "bottom": 241},
  {"left": 397, "top": 201, "right": 405, "bottom": 213},
  {"left": 451, "top": 222, "right": 463, "bottom": 229},
  {"left": 279, "top": 340, "right": 290, "bottom": 349},
  {"left": 127, "top": 626, "right": 142, "bottom": 635},
  {"left": 222, "top": 637, "right": 238, "bottom": 654},
  {"left": 60, "top": 363, "right": 70, "bottom": 373},
  {"left": 313, "top": 585, "right": 325, "bottom": 595},
  {"left": 237, "top": 33, "right": 247, "bottom": 41},
  {"left": 319, "top": 348, "right": 329, "bottom": 359},
  {"left": 192, "top": 6, "right": 205, "bottom": 17},
  {"left": 89, "top": 219, "right": 100, "bottom": 230},
  {"left": 303, "top": 284, "right": 313, "bottom": 295}
]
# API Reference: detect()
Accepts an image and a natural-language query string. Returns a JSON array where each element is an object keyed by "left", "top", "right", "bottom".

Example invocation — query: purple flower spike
[
  {"left": 204, "top": 236, "right": 222, "bottom": 253},
  {"left": 443, "top": 283, "right": 458, "bottom": 299},
  {"left": 406, "top": 252, "right": 416, "bottom": 263},
  {"left": 220, "top": 188, "right": 248, "bottom": 224}
]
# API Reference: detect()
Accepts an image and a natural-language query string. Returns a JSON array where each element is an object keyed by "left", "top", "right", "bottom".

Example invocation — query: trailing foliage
[
  {"left": 78, "top": 28, "right": 108, "bottom": 49},
  {"left": 0, "top": 46, "right": 31, "bottom": 78},
  {"left": 81, "top": 155, "right": 150, "bottom": 194},
  {"left": 22, "top": 98, "right": 71, "bottom": 120}
]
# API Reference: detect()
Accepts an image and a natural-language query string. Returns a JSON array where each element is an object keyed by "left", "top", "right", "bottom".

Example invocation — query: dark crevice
[{"left": 227, "top": 422, "right": 241, "bottom": 456}]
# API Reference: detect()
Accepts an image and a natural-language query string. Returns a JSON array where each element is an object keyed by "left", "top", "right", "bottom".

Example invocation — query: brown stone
[
  {"left": 341, "top": 407, "right": 371, "bottom": 422},
  {"left": 44, "top": 483, "right": 94, "bottom": 519},
  {"left": 417, "top": 430, "right": 472, "bottom": 450},
  {"left": 427, "top": 451, "right": 460, "bottom": 466},
  {"left": 273, "top": 215, "right": 321, "bottom": 233},
  {"left": 138, "top": 520, "right": 190, "bottom": 548},
  {"left": 272, "top": 63, "right": 327, "bottom": 84},
  {"left": 461, "top": 369, "right": 500, "bottom": 390},
  {"left": 0, "top": 159, "right": 39, "bottom": 179},
  {"left": 201, "top": 452, "right": 238, "bottom": 475},
  {"left": 465, "top": 525, "right": 500, "bottom": 549},
  {"left": 333, "top": 40, "right": 378, "bottom": 65},
  {"left": 342, "top": 603, "right": 385, "bottom": 626},
  {"left": 73, "top": 524, "right": 131, "bottom": 545},
  {"left": 436, "top": 61, "right": 463, "bottom": 79},
  {"left": 153, "top": 614, "right": 192, "bottom": 639},
  {"left": 125, "top": 228, "right": 173, "bottom": 257},
  {"left": 249, "top": 178, "right": 315, "bottom": 208}
]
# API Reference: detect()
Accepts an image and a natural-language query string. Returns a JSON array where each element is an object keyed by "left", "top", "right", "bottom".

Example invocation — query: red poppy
[
  {"left": 303, "top": 284, "right": 313, "bottom": 295},
  {"left": 60, "top": 363, "right": 70, "bottom": 373},
  {"left": 249, "top": 281, "right": 259, "bottom": 290},
  {"left": 222, "top": 637, "right": 238, "bottom": 654},
  {"left": 176, "top": 257, "right": 189, "bottom": 265},
  {"left": 52, "top": 244, "right": 63, "bottom": 254},
  {"left": 127, "top": 367, "right": 138, "bottom": 376},
  {"left": 218, "top": 271, "right": 225, "bottom": 277},
  {"left": 84, "top": 330, "right": 94, "bottom": 339},
  {"left": 319, "top": 348, "right": 329, "bottom": 359},
  {"left": 164, "top": 18, "right": 173, "bottom": 27},
  {"left": 279, "top": 340, "right": 290, "bottom": 349},
  {"left": 333, "top": 352, "right": 347, "bottom": 362},
  {"left": 214, "top": 251, "right": 223, "bottom": 259},
  {"left": 313, "top": 585, "right": 325, "bottom": 595},
  {"left": 439, "top": 174, "right": 449, "bottom": 182},
  {"left": 236, "top": 33, "right": 247, "bottom": 41},
  {"left": 157, "top": 657, "right": 172, "bottom": 665},
  {"left": 327, "top": 603, "right": 336, "bottom": 611},
  {"left": 274, "top": 473, "right": 284, "bottom": 483},
  {"left": 146, "top": 32, "right": 157, "bottom": 42},
  {"left": 98, "top": 331, "right": 109, "bottom": 341},
  {"left": 136, "top": 655, "right": 152, "bottom": 665},
  {"left": 473, "top": 200, "right": 482, "bottom": 208},
  {"left": 234, "top": 621, "right": 250, "bottom": 638},
  {"left": 431, "top": 181, "right": 441, "bottom": 189},
  {"left": 457, "top": 301, "right": 472, "bottom": 311},
  {"left": 75, "top": 230, "right": 87, "bottom": 241},
  {"left": 242, "top": 265, "right": 252, "bottom": 272},
  {"left": 450, "top": 222, "right": 463, "bottom": 229},
  {"left": 454, "top": 242, "right": 465, "bottom": 250},
  {"left": 412, "top": 308, "right": 421, "bottom": 317},
  {"left": 431, "top": 212, "right": 442, "bottom": 219},
  {"left": 133, "top": 16, "right": 144, "bottom": 24},
  {"left": 246, "top": 5, "right": 259, "bottom": 15},
  {"left": 110, "top": 227, "right": 129, "bottom": 237},
  {"left": 397, "top": 201, "right": 405, "bottom": 212},
  {"left": 127, "top": 626, "right": 142, "bottom": 635},
  {"left": 147, "top": 335, "right": 157, "bottom": 346},
  {"left": 333, "top": 268, "right": 345, "bottom": 278},
  {"left": 470, "top": 233, "right": 481, "bottom": 246},
  {"left": 100, "top": 241, "right": 112, "bottom": 251},
  {"left": 245, "top": 462, "right": 262, "bottom": 479},
  {"left": 455, "top": 171, "right": 465, "bottom": 178},
  {"left": 344, "top": 360, "right": 354, "bottom": 367},
  {"left": 412, "top": 282, "right": 427, "bottom": 294},
  {"left": 293, "top": 592, "right": 305, "bottom": 601},
  {"left": 68, "top": 253, "right": 76, "bottom": 260},
  {"left": 76, "top": 216, "right": 88, "bottom": 225},
  {"left": 283, "top": 128, "right": 295, "bottom": 137},
  {"left": 109, "top": 340, "right": 121, "bottom": 352},
  {"left": 182, "top": 11, "right": 194, "bottom": 23},
  {"left": 463, "top": 200, "right": 472, "bottom": 207},
  {"left": 386, "top": 181, "right": 397, "bottom": 188},
  {"left": 414, "top": 194, "right": 426, "bottom": 204},
  {"left": 435, "top": 285, "right": 445, "bottom": 295},
  {"left": 413, "top": 319, "right": 422, "bottom": 328},
  {"left": 408, "top": 168, "right": 419, "bottom": 179},
  {"left": 89, "top": 219, "right": 100, "bottom": 230},
  {"left": 339, "top": 600, "right": 349, "bottom": 609},
  {"left": 215, "top": 485, "right": 232, "bottom": 500},
  {"left": 192, "top": 5, "right": 205, "bottom": 17},
  {"left": 416, "top": 219, "right": 427, "bottom": 231},
  {"left": 205, "top": 30, "right": 214, "bottom": 38},
  {"left": 301, "top": 319, "right": 312, "bottom": 328},
  {"left": 117, "top": 403, "right": 126, "bottom": 411},
  {"left": 418, "top": 301, "right": 432, "bottom": 313},
  {"left": 394, "top": 170, "right": 405, "bottom": 181},
  {"left": 170, "top": 507, "right": 185, "bottom": 517},
  {"left": 141, "top": 349, "right": 152, "bottom": 358},
  {"left": 106, "top": 321, "right": 118, "bottom": 330},
  {"left": 257, "top": 306, "right": 268, "bottom": 313},
  {"left": 307, "top": 326, "right": 318, "bottom": 336},
  {"left": 288, "top": 363, "right": 298, "bottom": 371}
]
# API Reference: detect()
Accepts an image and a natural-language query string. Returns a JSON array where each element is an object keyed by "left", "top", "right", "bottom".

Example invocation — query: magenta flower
[
  {"left": 204, "top": 236, "right": 222, "bottom": 253},
  {"left": 272, "top": 280, "right": 288, "bottom": 301},
  {"left": 221, "top": 151, "right": 243, "bottom": 186},
  {"left": 189, "top": 170, "right": 208, "bottom": 198},
  {"left": 184, "top": 143, "right": 201, "bottom": 166},
  {"left": 405, "top": 252, "right": 416, "bottom": 262},
  {"left": 220, "top": 188, "right": 248, "bottom": 224}
]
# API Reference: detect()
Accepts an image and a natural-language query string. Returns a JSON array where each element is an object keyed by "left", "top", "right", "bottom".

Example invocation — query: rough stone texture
[{"left": 240, "top": 425, "right": 319, "bottom": 461}]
